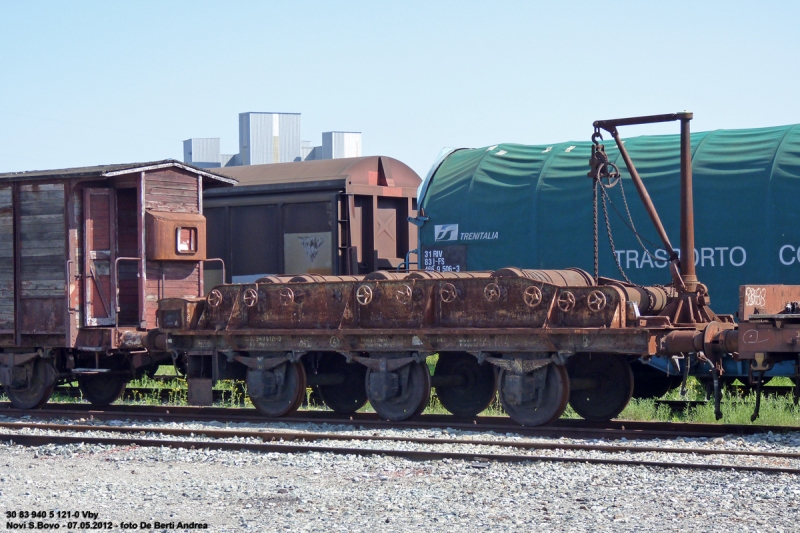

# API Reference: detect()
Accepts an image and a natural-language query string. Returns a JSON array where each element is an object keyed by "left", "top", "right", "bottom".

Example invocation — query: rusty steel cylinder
[
  {"left": 255, "top": 275, "right": 296, "bottom": 284},
  {"left": 621, "top": 285, "right": 673, "bottom": 315},
  {"left": 405, "top": 271, "right": 493, "bottom": 280},
  {"left": 364, "top": 271, "right": 407, "bottom": 281},
  {"left": 492, "top": 267, "right": 595, "bottom": 287}
]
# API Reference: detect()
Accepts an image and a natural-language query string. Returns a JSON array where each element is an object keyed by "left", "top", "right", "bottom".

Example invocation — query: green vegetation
[{"left": 3, "top": 365, "right": 800, "bottom": 427}]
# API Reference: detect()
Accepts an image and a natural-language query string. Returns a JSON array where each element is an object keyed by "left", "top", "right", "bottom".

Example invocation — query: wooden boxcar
[{"left": 0, "top": 160, "right": 234, "bottom": 408}]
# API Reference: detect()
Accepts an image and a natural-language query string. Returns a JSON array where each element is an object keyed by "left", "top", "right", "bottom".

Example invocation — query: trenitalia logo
[{"left": 434, "top": 224, "right": 458, "bottom": 241}]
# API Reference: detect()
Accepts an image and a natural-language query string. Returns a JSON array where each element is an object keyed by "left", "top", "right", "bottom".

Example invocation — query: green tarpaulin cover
[{"left": 418, "top": 124, "right": 800, "bottom": 314}]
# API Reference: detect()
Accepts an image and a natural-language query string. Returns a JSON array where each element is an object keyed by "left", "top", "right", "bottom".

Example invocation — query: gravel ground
[
  {"left": 2, "top": 416, "right": 800, "bottom": 532},
  {"left": 3, "top": 415, "right": 800, "bottom": 469}
]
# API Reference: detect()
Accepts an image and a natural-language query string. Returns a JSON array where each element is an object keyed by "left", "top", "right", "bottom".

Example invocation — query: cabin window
[{"left": 176, "top": 227, "right": 197, "bottom": 254}]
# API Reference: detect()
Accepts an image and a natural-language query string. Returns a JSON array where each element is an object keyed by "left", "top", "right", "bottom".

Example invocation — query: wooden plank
[
  {"left": 144, "top": 201, "right": 198, "bottom": 213},
  {"left": 145, "top": 183, "right": 198, "bottom": 192},
  {"left": 146, "top": 189, "right": 198, "bottom": 200},
  {"left": 21, "top": 280, "right": 65, "bottom": 290},
  {"left": 19, "top": 214, "right": 64, "bottom": 225},
  {"left": 20, "top": 289, "right": 65, "bottom": 298},
  {"left": 147, "top": 280, "right": 203, "bottom": 292},
  {"left": 19, "top": 269, "right": 64, "bottom": 281},
  {"left": 19, "top": 189, "right": 64, "bottom": 199},
  {"left": 20, "top": 202, "right": 65, "bottom": 217},
  {"left": 19, "top": 190, "right": 65, "bottom": 203},
  {"left": 20, "top": 248, "right": 66, "bottom": 258},
  {"left": 20, "top": 239, "right": 66, "bottom": 250},
  {"left": 12, "top": 229, "right": 62, "bottom": 240},
  {"left": 144, "top": 181, "right": 199, "bottom": 191},
  {"left": 20, "top": 183, "right": 64, "bottom": 192},
  {"left": 146, "top": 174, "right": 198, "bottom": 185}
]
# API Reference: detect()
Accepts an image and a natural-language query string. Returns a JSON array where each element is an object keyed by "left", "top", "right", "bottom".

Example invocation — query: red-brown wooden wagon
[{"left": 0, "top": 160, "right": 234, "bottom": 408}]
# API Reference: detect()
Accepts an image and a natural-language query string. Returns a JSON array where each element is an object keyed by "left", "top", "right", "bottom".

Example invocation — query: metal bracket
[
  {"left": 352, "top": 355, "right": 417, "bottom": 372},
  {"left": 484, "top": 356, "right": 553, "bottom": 374},
  {"left": 752, "top": 352, "right": 770, "bottom": 372},
  {"left": 0, "top": 352, "right": 40, "bottom": 367},
  {"left": 234, "top": 354, "right": 290, "bottom": 371},
  {"left": 286, "top": 351, "right": 306, "bottom": 363}
]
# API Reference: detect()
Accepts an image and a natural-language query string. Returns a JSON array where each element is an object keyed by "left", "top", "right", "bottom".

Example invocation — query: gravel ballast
[{"left": 1, "top": 418, "right": 800, "bottom": 532}]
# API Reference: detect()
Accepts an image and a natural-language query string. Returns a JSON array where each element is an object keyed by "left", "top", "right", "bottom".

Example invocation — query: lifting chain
[
  {"left": 588, "top": 129, "right": 659, "bottom": 309},
  {"left": 589, "top": 129, "right": 628, "bottom": 284}
]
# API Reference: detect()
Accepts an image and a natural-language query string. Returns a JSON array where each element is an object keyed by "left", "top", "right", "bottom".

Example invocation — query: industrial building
[{"left": 183, "top": 112, "right": 361, "bottom": 168}]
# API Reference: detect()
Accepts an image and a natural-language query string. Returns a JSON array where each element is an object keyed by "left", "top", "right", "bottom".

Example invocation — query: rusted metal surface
[
  {"left": 737, "top": 319, "right": 800, "bottom": 360},
  {"left": 723, "top": 285, "right": 800, "bottom": 365},
  {"left": 591, "top": 114, "right": 729, "bottom": 334},
  {"left": 191, "top": 272, "right": 635, "bottom": 335},
  {"left": 679, "top": 116, "right": 697, "bottom": 286},
  {"left": 739, "top": 285, "right": 800, "bottom": 318},
  {"left": 205, "top": 156, "right": 421, "bottom": 279},
  {"left": 145, "top": 211, "right": 207, "bottom": 261},
  {"left": 492, "top": 267, "right": 595, "bottom": 287},
  {"left": 170, "top": 327, "right": 651, "bottom": 356}
]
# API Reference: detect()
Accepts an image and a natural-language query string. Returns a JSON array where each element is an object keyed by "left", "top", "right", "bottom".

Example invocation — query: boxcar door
[{"left": 84, "top": 188, "right": 116, "bottom": 326}]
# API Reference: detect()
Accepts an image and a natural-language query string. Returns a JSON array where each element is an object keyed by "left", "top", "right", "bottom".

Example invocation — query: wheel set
[
  {"left": 1, "top": 348, "right": 635, "bottom": 426},
  {"left": 238, "top": 351, "right": 635, "bottom": 426}
]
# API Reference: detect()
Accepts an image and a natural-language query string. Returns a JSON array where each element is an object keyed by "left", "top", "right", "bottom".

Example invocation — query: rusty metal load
[
  {"left": 492, "top": 267, "right": 595, "bottom": 287},
  {"left": 599, "top": 278, "right": 674, "bottom": 316}
]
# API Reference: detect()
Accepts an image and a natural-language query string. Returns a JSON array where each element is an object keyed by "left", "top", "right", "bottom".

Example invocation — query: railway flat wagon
[
  {"left": 202, "top": 156, "right": 421, "bottom": 286},
  {"left": 158, "top": 113, "right": 800, "bottom": 426},
  {"left": 0, "top": 160, "right": 234, "bottom": 408}
]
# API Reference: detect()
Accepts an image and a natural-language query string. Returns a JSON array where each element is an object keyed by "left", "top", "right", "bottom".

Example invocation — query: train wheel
[
  {"left": 316, "top": 354, "right": 368, "bottom": 414},
  {"left": 366, "top": 361, "right": 431, "bottom": 421},
  {"left": 567, "top": 353, "right": 633, "bottom": 422},
  {"left": 498, "top": 364, "right": 569, "bottom": 426},
  {"left": 5, "top": 358, "right": 57, "bottom": 409},
  {"left": 248, "top": 362, "right": 307, "bottom": 417},
  {"left": 434, "top": 352, "right": 496, "bottom": 418},
  {"left": 77, "top": 374, "right": 127, "bottom": 406}
]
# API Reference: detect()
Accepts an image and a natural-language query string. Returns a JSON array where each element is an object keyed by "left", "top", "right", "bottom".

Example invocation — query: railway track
[
  {"left": 1, "top": 419, "right": 799, "bottom": 475},
  {"left": 1, "top": 401, "right": 799, "bottom": 441}
]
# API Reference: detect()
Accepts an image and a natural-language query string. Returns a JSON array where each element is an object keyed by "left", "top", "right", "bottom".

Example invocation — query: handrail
[
  {"left": 203, "top": 258, "right": 226, "bottom": 286},
  {"left": 113, "top": 258, "right": 226, "bottom": 327},
  {"left": 396, "top": 249, "right": 419, "bottom": 273}
]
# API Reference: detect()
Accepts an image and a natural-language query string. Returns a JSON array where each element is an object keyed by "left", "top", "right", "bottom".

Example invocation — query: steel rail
[
  {"left": 2, "top": 402, "right": 799, "bottom": 440},
  {"left": 1, "top": 430, "right": 798, "bottom": 476},
  {"left": 1, "top": 420, "right": 798, "bottom": 461},
  {"left": 4, "top": 402, "right": 800, "bottom": 435}
]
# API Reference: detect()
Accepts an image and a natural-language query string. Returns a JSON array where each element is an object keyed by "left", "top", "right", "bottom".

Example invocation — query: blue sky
[{"left": 1, "top": 1, "right": 798, "bottom": 177}]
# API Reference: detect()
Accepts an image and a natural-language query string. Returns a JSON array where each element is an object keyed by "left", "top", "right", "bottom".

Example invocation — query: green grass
[{"left": 4, "top": 362, "right": 800, "bottom": 426}]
